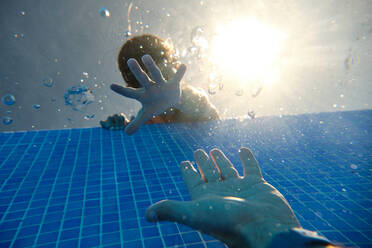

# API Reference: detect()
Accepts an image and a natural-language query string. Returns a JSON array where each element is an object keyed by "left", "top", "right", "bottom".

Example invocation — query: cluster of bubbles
[
  {"left": 64, "top": 84, "right": 95, "bottom": 111},
  {"left": 13, "top": 33, "right": 24, "bottom": 39},
  {"left": 207, "top": 73, "right": 223, "bottom": 95},
  {"left": 188, "top": 26, "right": 208, "bottom": 59},
  {"left": 1, "top": 94, "right": 16, "bottom": 126},
  {"left": 191, "top": 26, "right": 208, "bottom": 50}
]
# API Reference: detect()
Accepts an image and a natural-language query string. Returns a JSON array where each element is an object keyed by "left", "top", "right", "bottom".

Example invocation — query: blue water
[{"left": 0, "top": 110, "right": 371, "bottom": 247}]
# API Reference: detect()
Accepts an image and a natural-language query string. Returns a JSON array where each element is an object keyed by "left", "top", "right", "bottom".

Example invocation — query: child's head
[{"left": 118, "top": 34, "right": 178, "bottom": 88}]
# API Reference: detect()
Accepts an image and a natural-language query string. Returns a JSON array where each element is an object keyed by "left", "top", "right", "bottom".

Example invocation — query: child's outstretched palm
[{"left": 109, "top": 54, "right": 186, "bottom": 134}]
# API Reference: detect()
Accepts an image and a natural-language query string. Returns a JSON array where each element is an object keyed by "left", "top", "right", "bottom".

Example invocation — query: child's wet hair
[{"left": 118, "top": 34, "right": 177, "bottom": 88}]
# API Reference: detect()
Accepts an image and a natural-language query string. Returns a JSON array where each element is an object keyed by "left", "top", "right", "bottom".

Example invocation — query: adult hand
[
  {"left": 110, "top": 54, "right": 186, "bottom": 135},
  {"left": 146, "top": 148, "right": 301, "bottom": 248}
]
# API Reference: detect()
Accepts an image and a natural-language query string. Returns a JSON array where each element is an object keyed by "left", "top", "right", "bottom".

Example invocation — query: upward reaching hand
[
  {"left": 110, "top": 54, "right": 186, "bottom": 135},
  {"left": 146, "top": 148, "right": 301, "bottom": 248}
]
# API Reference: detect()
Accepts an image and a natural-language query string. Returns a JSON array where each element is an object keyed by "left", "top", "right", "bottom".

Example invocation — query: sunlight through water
[{"left": 211, "top": 18, "right": 285, "bottom": 85}]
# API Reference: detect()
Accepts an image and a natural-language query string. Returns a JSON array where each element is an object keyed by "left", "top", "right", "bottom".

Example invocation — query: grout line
[
  {"left": 54, "top": 129, "right": 83, "bottom": 246},
  {"left": 77, "top": 128, "right": 93, "bottom": 248}
]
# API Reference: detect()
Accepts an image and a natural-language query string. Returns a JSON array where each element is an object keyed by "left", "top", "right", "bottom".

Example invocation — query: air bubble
[
  {"left": 350, "top": 164, "right": 358, "bottom": 169},
  {"left": 84, "top": 114, "right": 95, "bottom": 120},
  {"left": 235, "top": 89, "right": 244, "bottom": 96},
  {"left": 99, "top": 7, "right": 110, "bottom": 18},
  {"left": 252, "top": 87, "right": 263, "bottom": 98},
  {"left": 42, "top": 77, "right": 54, "bottom": 87},
  {"left": 2, "top": 94, "right": 16, "bottom": 106},
  {"left": 124, "top": 30, "right": 132, "bottom": 38},
  {"left": 188, "top": 46, "right": 199, "bottom": 55},
  {"left": 33, "top": 104, "right": 40, "bottom": 110},
  {"left": 208, "top": 84, "right": 217, "bottom": 95},
  {"left": 2, "top": 116, "right": 13, "bottom": 125},
  {"left": 247, "top": 110, "right": 255, "bottom": 119},
  {"left": 191, "top": 26, "right": 205, "bottom": 45}
]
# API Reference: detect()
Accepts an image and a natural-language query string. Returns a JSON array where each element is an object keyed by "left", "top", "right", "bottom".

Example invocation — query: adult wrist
[{"left": 265, "top": 228, "right": 333, "bottom": 248}]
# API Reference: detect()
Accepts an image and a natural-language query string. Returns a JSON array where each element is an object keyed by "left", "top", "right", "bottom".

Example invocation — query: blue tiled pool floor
[{"left": 0, "top": 110, "right": 371, "bottom": 248}]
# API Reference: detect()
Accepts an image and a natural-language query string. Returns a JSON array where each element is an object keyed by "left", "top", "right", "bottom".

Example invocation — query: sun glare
[{"left": 211, "top": 18, "right": 284, "bottom": 84}]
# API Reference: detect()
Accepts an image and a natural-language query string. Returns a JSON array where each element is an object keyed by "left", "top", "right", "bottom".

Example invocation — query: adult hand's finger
[
  {"left": 127, "top": 58, "right": 153, "bottom": 88},
  {"left": 180, "top": 161, "right": 204, "bottom": 194},
  {"left": 210, "top": 149, "right": 239, "bottom": 180},
  {"left": 194, "top": 149, "right": 221, "bottom": 182},
  {"left": 110, "top": 84, "right": 142, "bottom": 100},
  {"left": 239, "top": 147, "right": 262, "bottom": 180},
  {"left": 142, "top": 55, "right": 164, "bottom": 83}
]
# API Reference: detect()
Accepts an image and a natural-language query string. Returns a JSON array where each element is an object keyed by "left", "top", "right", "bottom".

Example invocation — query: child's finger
[
  {"left": 127, "top": 58, "right": 153, "bottom": 88},
  {"left": 171, "top": 64, "right": 186, "bottom": 84},
  {"left": 124, "top": 108, "right": 152, "bottom": 135},
  {"left": 110, "top": 84, "right": 142, "bottom": 100},
  {"left": 142, "top": 55, "right": 164, "bottom": 83}
]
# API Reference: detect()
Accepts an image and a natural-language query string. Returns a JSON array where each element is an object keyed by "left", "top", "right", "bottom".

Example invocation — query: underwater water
[
  {"left": 0, "top": 110, "right": 371, "bottom": 247},
  {"left": 1, "top": 0, "right": 372, "bottom": 247}
]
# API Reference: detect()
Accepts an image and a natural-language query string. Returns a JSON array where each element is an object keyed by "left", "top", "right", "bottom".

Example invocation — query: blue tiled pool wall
[{"left": 0, "top": 110, "right": 371, "bottom": 247}]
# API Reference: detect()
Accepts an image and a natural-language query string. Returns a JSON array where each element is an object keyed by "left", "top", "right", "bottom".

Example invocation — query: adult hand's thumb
[{"left": 146, "top": 200, "right": 195, "bottom": 226}]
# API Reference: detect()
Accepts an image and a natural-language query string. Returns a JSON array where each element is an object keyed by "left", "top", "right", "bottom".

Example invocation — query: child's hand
[
  {"left": 110, "top": 54, "right": 186, "bottom": 135},
  {"left": 100, "top": 113, "right": 133, "bottom": 130}
]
